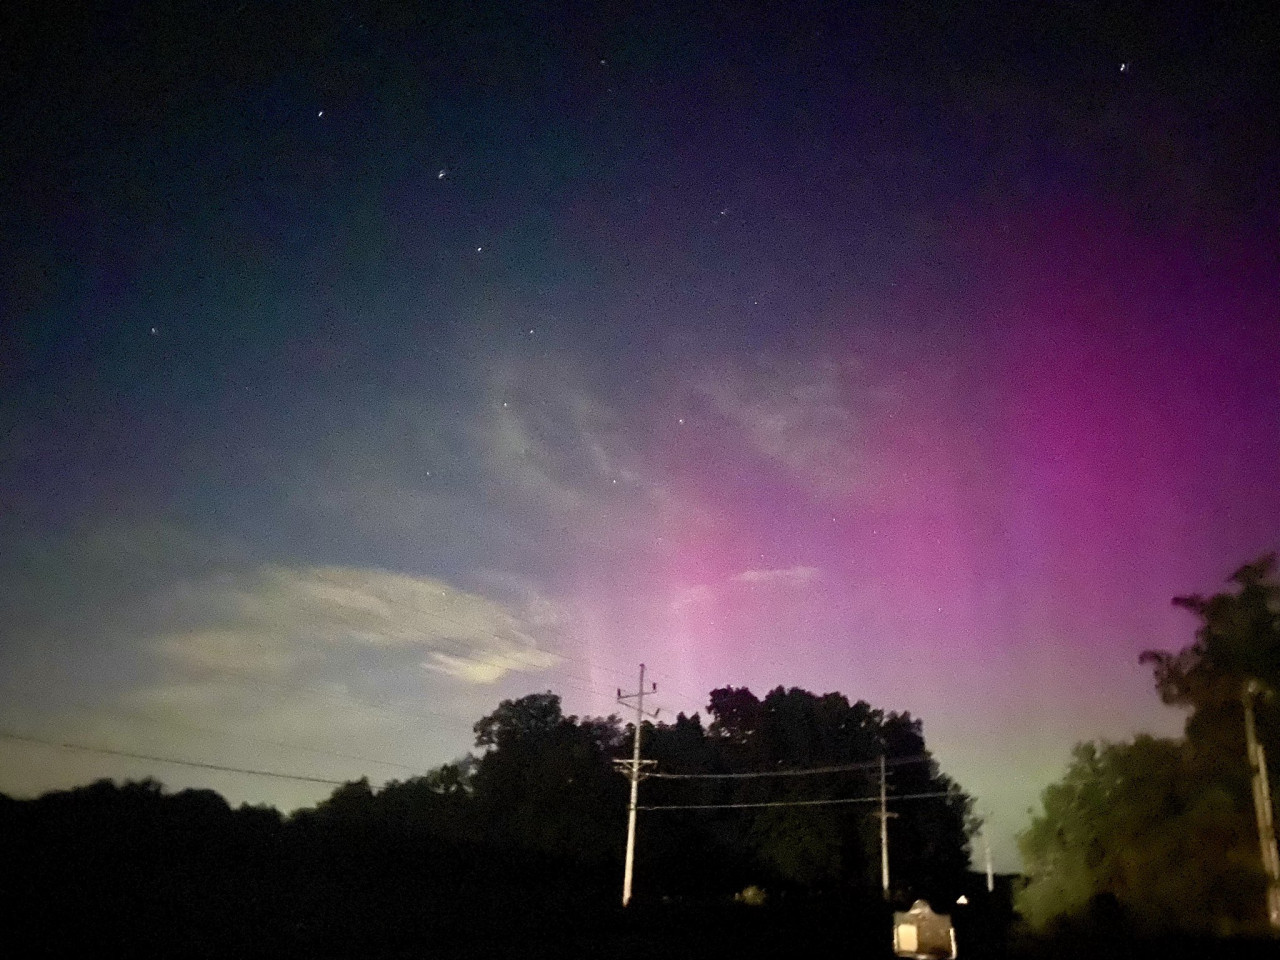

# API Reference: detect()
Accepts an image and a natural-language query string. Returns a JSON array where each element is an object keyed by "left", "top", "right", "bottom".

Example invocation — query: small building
[{"left": 892, "top": 899, "right": 957, "bottom": 959}]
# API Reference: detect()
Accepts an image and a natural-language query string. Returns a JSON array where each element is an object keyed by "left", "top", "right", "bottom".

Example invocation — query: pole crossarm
[{"left": 613, "top": 758, "right": 657, "bottom": 773}]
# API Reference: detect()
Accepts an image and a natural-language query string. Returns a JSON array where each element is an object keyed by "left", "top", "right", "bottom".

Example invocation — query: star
[{"left": 149, "top": 327, "right": 158, "bottom": 336}]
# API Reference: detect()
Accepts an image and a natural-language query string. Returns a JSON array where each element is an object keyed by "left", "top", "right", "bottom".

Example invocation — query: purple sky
[{"left": 3, "top": 2, "right": 1278, "bottom": 872}]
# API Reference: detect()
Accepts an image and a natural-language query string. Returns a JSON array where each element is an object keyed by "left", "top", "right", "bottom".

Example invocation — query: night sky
[{"left": 3, "top": 1, "right": 1278, "bottom": 871}]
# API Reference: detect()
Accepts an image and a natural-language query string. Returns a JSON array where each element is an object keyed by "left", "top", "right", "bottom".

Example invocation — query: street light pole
[{"left": 1242, "top": 679, "right": 1280, "bottom": 932}]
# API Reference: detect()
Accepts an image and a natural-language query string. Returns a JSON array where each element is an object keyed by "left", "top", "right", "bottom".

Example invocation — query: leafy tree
[
  {"left": 1020, "top": 555, "right": 1280, "bottom": 934},
  {"left": 645, "top": 685, "right": 975, "bottom": 898},
  {"left": 1018, "top": 737, "right": 1260, "bottom": 935},
  {"left": 469, "top": 692, "right": 627, "bottom": 861},
  {"left": 1141, "top": 554, "right": 1280, "bottom": 774},
  {"left": 1140, "top": 554, "right": 1280, "bottom": 708},
  {"left": 473, "top": 690, "right": 567, "bottom": 749}
]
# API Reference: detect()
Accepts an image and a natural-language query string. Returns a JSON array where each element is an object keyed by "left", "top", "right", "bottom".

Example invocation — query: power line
[
  {"left": 0, "top": 679, "right": 431, "bottom": 774},
  {"left": 100, "top": 707, "right": 424, "bottom": 773},
  {"left": 637, "top": 790, "right": 956, "bottom": 812},
  {"left": 646, "top": 755, "right": 930, "bottom": 779},
  {"left": 0, "top": 729, "right": 351, "bottom": 786},
  {"left": 0, "top": 682, "right": 436, "bottom": 773}
]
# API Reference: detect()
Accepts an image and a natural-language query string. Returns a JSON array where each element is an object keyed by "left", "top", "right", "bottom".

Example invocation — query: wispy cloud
[
  {"left": 732, "top": 565, "right": 821, "bottom": 585},
  {"left": 673, "top": 565, "right": 822, "bottom": 610},
  {"left": 154, "top": 564, "right": 562, "bottom": 686},
  {"left": 698, "top": 356, "right": 870, "bottom": 496},
  {"left": 477, "top": 355, "right": 662, "bottom": 512},
  {"left": 671, "top": 583, "right": 715, "bottom": 609}
]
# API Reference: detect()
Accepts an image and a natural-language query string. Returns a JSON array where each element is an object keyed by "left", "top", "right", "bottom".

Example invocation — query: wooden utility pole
[
  {"left": 874, "top": 754, "right": 898, "bottom": 897},
  {"left": 1243, "top": 679, "right": 1280, "bottom": 932},
  {"left": 617, "top": 664, "right": 658, "bottom": 907},
  {"left": 983, "top": 829, "right": 994, "bottom": 894}
]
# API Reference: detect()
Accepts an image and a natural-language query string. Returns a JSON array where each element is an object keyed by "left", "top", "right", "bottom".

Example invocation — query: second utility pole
[
  {"left": 617, "top": 663, "right": 658, "bottom": 907},
  {"left": 1243, "top": 679, "right": 1280, "bottom": 931}
]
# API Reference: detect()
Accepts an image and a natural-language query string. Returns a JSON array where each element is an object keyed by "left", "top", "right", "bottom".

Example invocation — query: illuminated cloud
[
  {"left": 424, "top": 649, "right": 557, "bottom": 684},
  {"left": 673, "top": 566, "right": 822, "bottom": 610},
  {"left": 732, "top": 566, "right": 821, "bottom": 585},
  {"left": 154, "top": 564, "right": 563, "bottom": 686}
]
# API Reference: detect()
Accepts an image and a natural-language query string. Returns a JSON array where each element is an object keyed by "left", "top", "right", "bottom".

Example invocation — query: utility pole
[
  {"left": 874, "top": 754, "right": 898, "bottom": 897},
  {"left": 983, "top": 830, "right": 994, "bottom": 894},
  {"left": 616, "top": 664, "right": 658, "bottom": 908},
  {"left": 1242, "top": 679, "right": 1280, "bottom": 932}
]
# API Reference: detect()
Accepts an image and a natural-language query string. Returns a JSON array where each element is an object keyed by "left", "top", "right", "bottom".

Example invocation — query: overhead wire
[
  {"left": 1, "top": 583, "right": 852, "bottom": 788},
  {"left": 637, "top": 790, "right": 958, "bottom": 811},
  {"left": 0, "top": 728, "right": 351, "bottom": 786},
  {"left": 0, "top": 681, "right": 436, "bottom": 775},
  {"left": 645, "top": 755, "right": 931, "bottom": 779},
  {"left": 93, "top": 706, "right": 424, "bottom": 773}
]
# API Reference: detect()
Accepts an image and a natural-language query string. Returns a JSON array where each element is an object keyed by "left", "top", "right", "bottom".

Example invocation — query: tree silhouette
[
  {"left": 0, "top": 685, "right": 976, "bottom": 955},
  {"left": 1020, "top": 556, "right": 1280, "bottom": 934}
]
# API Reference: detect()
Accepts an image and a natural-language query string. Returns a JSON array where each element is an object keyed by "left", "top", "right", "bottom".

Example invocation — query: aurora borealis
[{"left": 2, "top": 1, "right": 1278, "bottom": 870}]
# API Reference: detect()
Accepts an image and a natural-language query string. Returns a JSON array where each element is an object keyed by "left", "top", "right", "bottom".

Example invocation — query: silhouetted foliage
[
  {"left": 0, "top": 687, "right": 974, "bottom": 957},
  {"left": 641, "top": 686, "right": 975, "bottom": 902},
  {"left": 1141, "top": 554, "right": 1280, "bottom": 710},
  {"left": 1018, "top": 737, "right": 1260, "bottom": 935},
  {"left": 1020, "top": 556, "right": 1280, "bottom": 935}
]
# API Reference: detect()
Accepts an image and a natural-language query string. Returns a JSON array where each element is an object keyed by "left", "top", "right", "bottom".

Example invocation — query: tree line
[{"left": 0, "top": 684, "right": 975, "bottom": 957}]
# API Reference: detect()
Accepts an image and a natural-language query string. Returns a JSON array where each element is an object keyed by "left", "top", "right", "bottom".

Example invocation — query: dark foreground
[
  {"left": 3, "top": 786, "right": 1275, "bottom": 958},
  {"left": 7, "top": 890, "right": 1278, "bottom": 959}
]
